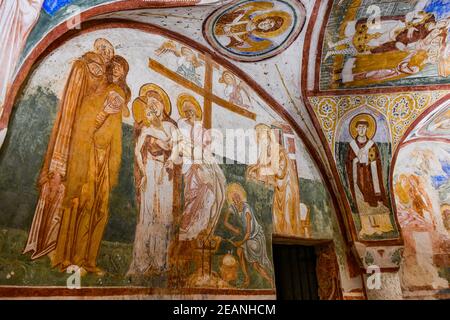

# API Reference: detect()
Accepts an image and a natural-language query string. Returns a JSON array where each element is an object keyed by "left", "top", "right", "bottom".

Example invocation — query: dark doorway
[{"left": 273, "top": 244, "right": 319, "bottom": 300}]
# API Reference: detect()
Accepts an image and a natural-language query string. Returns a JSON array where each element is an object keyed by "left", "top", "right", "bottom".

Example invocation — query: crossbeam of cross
[{"left": 149, "top": 57, "right": 256, "bottom": 129}]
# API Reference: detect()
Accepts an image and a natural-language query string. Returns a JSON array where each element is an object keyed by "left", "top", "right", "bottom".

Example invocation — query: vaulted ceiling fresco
[{"left": 320, "top": 0, "right": 450, "bottom": 91}]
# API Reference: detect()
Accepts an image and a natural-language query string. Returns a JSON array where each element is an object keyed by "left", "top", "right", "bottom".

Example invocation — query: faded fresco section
[
  {"left": 0, "top": 0, "right": 44, "bottom": 116},
  {"left": 393, "top": 103, "right": 450, "bottom": 296},
  {"left": 394, "top": 141, "right": 450, "bottom": 294}
]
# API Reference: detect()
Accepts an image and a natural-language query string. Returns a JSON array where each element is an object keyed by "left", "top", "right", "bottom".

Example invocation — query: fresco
[
  {"left": 409, "top": 101, "right": 450, "bottom": 138},
  {"left": 43, "top": 0, "right": 74, "bottom": 15},
  {"left": 308, "top": 91, "right": 448, "bottom": 151},
  {"left": 20, "top": 0, "right": 110, "bottom": 70},
  {"left": 335, "top": 109, "right": 399, "bottom": 240},
  {"left": 0, "top": 28, "right": 335, "bottom": 295},
  {"left": 246, "top": 122, "right": 335, "bottom": 239},
  {"left": 17, "top": 0, "right": 215, "bottom": 79},
  {"left": 0, "top": 0, "right": 44, "bottom": 114},
  {"left": 423, "top": 107, "right": 450, "bottom": 136},
  {"left": 394, "top": 141, "right": 450, "bottom": 291},
  {"left": 320, "top": 0, "right": 450, "bottom": 90},
  {"left": 214, "top": 68, "right": 254, "bottom": 110},
  {"left": 203, "top": 0, "right": 306, "bottom": 62}
]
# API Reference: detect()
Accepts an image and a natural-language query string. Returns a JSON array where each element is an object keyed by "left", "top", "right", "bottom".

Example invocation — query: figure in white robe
[
  {"left": 345, "top": 117, "right": 395, "bottom": 237},
  {"left": 0, "top": 0, "right": 44, "bottom": 110},
  {"left": 128, "top": 87, "right": 182, "bottom": 276},
  {"left": 219, "top": 71, "right": 252, "bottom": 109},
  {"left": 0, "top": 0, "right": 43, "bottom": 149},
  {"left": 176, "top": 95, "right": 226, "bottom": 241}
]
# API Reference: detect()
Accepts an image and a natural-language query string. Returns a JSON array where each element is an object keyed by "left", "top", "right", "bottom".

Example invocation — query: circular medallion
[{"left": 203, "top": 0, "right": 306, "bottom": 62}]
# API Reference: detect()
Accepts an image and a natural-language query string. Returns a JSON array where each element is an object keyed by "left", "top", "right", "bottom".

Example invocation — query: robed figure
[
  {"left": 345, "top": 114, "right": 394, "bottom": 237},
  {"left": 175, "top": 94, "right": 226, "bottom": 241},
  {"left": 24, "top": 39, "right": 131, "bottom": 275},
  {"left": 165, "top": 94, "right": 226, "bottom": 287},
  {"left": 223, "top": 183, "right": 274, "bottom": 288},
  {"left": 127, "top": 84, "right": 182, "bottom": 277},
  {"left": 246, "top": 124, "right": 303, "bottom": 236}
]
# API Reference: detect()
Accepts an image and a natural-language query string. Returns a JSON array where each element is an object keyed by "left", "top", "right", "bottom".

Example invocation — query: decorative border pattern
[{"left": 308, "top": 90, "right": 448, "bottom": 155}]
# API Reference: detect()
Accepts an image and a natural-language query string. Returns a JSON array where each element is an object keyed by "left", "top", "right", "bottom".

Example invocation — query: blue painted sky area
[
  {"left": 425, "top": 0, "right": 450, "bottom": 20},
  {"left": 19, "top": 0, "right": 113, "bottom": 69},
  {"left": 431, "top": 161, "right": 450, "bottom": 189},
  {"left": 43, "top": 0, "right": 73, "bottom": 15}
]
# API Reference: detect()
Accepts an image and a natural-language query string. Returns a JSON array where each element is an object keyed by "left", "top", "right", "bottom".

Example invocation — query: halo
[
  {"left": 226, "top": 183, "right": 247, "bottom": 205},
  {"left": 132, "top": 98, "right": 149, "bottom": 126},
  {"left": 139, "top": 83, "right": 171, "bottom": 114},
  {"left": 349, "top": 113, "right": 377, "bottom": 139},
  {"left": 177, "top": 93, "right": 203, "bottom": 120},
  {"left": 180, "top": 46, "right": 195, "bottom": 56},
  {"left": 218, "top": 70, "right": 235, "bottom": 84},
  {"left": 252, "top": 11, "right": 292, "bottom": 38},
  {"left": 132, "top": 84, "right": 171, "bottom": 125},
  {"left": 203, "top": 0, "right": 306, "bottom": 62}
]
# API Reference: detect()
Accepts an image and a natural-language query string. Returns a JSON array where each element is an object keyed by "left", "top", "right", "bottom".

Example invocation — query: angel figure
[
  {"left": 219, "top": 70, "right": 253, "bottom": 109},
  {"left": 155, "top": 40, "right": 204, "bottom": 86}
]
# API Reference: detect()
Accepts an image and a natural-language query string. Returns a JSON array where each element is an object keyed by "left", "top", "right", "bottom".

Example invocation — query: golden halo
[
  {"left": 132, "top": 98, "right": 148, "bottom": 126},
  {"left": 177, "top": 93, "right": 203, "bottom": 121},
  {"left": 252, "top": 11, "right": 292, "bottom": 38},
  {"left": 226, "top": 183, "right": 247, "bottom": 205},
  {"left": 132, "top": 84, "right": 171, "bottom": 125},
  {"left": 139, "top": 83, "right": 171, "bottom": 114},
  {"left": 349, "top": 113, "right": 377, "bottom": 139}
]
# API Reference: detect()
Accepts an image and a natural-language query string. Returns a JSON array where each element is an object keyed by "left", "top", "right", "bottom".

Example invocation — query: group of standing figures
[
  {"left": 23, "top": 38, "right": 130, "bottom": 275},
  {"left": 22, "top": 38, "right": 274, "bottom": 288}
]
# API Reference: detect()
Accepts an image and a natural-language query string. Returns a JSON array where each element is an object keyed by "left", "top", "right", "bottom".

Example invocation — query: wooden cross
[{"left": 149, "top": 55, "right": 256, "bottom": 129}]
